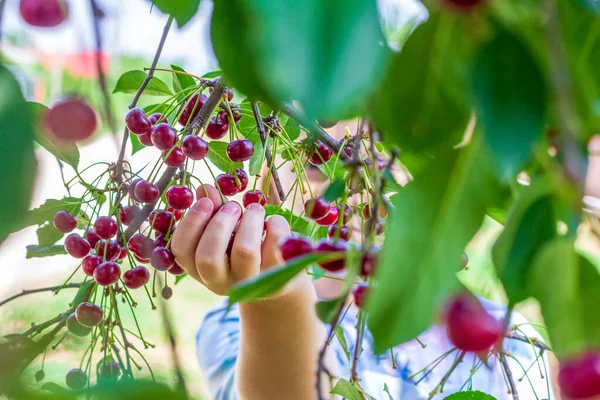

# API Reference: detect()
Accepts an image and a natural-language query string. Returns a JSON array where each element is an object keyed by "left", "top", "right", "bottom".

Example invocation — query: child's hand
[{"left": 171, "top": 185, "right": 291, "bottom": 295}]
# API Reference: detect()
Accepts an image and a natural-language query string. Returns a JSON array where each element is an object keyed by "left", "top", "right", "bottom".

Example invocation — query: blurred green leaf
[
  {"left": 576, "top": 0, "right": 600, "bottom": 15},
  {"left": 0, "top": 66, "right": 37, "bottom": 242},
  {"left": 150, "top": 0, "right": 200, "bottom": 28},
  {"left": 331, "top": 378, "right": 362, "bottom": 400},
  {"left": 113, "top": 71, "right": 173, "bottom": 96},
  {"left": 175, "top": 273, "right": 188, "bottom": 284},
  {"left": 206, "top": 141, "right": 243, "bottom": 173},
  {"left": 472, "top": 29, "right": 548, "bottom": 182},
  {"left": 334, "top": 326, "right": 351, "bottom": 363},
  {"left": 284, "top": 117, "right": 301, "bottom": 142},
  {"left": 41, "top": 382, "right": 70, "bottom": 396},
  {"left": 443, "top": 391, "right": 497, "bottom": 400},
  {"left": 315, "top": 297, "right": 344, "bottom": 324},
  {"left": 323, "top": 179, "right": 346, "bottom": 202},
  {"left": 371, "top": 14, "right": 471, "bottom": 153},
  {"left": 28, "top": 102, "right": 79, "bottom": 169},
  {"left": 26, "top": 245, "right": 67, "bottom": 259},
  {"left": 171, "top": 64, "right": 195, "bottom": 93},
  {"left": 71, "top": 281, "right": 95, "bottom": 307},
  {"left": 36, "top": 223, "right": 63, "bottom": 248},
  {"left": 367, "top": 137, "right": 498, "bottom": 352}
]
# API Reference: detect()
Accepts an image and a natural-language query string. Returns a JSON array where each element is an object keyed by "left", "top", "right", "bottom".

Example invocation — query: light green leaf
[
  {"left": 283, "top": 117, "right": 300, "bottom": 142},
  {"left": 0, "top": 66, "right": 37, "bottom": 242},
  {"left": 334, "top": 326, "right": 351, "bottom": 363},
  {"left": 36, "top": 223, "right": 64, "bottom": 248},
  {"left": 443, "top": 391, "right": 497, "bottom": 400},
  {"left": 202, "top": 70, "right": 222, "bottom": 79},
  {"left": 264, "top": 205, "right": 310, "bottom": 236},
  {"left": 472, "top": 29, "right": 548, "bottom": 182},
  {"left": 150, "top": 0, "right": 200, "bottom": 27},
  {"left": 206, "top": 141, "right": 243, "bottom": 173},
  {"left": 331, "top": 378, "right": 363, "bottom": 400},
  {"left": 29, "top": 102, "right": 79, "bottom": 169},
  {"left": 130, "top": 132, "right": 145, "bottom": 155},
  {"left": 171, "top": 64, "right": 195, "bottom": 93},
  {"left": 113, "top": 70, "right": 173, "bottom": 96},
  {"left": 26, "top": 244, "right": 67, "bottom": 259},
  {"left": 367, "top": 136, "right": 498, "bottom": 352}
]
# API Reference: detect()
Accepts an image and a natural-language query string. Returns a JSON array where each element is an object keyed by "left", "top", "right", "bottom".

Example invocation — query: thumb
[{"left": 261, "top": 215, "right": 290, "bottom": 270}]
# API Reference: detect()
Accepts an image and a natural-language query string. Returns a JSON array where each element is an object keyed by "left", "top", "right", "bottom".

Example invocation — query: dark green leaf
[
  {"left": 492, "top": 180, "right": 557, "bottom": 304},
  {"left": 150, "top": 0, "right": 200, "bottom": 27},
  {"left": 443, "top": 391, "right": 497, "bottom": 400},
  {"left": 323, "top": 179, "right": 346, "bottom": 202},
  {"left": 71, "top": 281, "right": 95, "bottom": 307},
  {"left": 36, "top": 223, "right": 63, "bottom": 248},
  {"left": 26, "top": 245, "right": 67, "bottom": 259},
  {"left": 331, "top": 378, "right": 363, "bottom": 400},
  {"left": 171, "top": 64, "right": 195, "bottom": 92},
  {"left": 315, "top": 297, "right": 344, "bottom": 324},
  {"left": 334, "top": 326, "right": 351, "bottom": 363},
  {"left": 370, "top": 14, "right": 472, "bottom": 153},
  {"left": 576, "top": 0, "right": 600, "bottom": 16},
  {"left": 0, "top": 66, "right": 37, "bottom": 242},
  {"left": 130, "top": 132, "right": 145, "bottom": 155},
  {"left": 367, "top": 137, "right": 498, "bottom": 352},
  {"left": 21, "top": 197, "right": 81, "bottom": 230},
  {"left": 29, "top": 102, "right": 79, "bottom": 169},
  {"left": 113, "top": 71, "right": 173, "bottom": 96},
  {"left": 206, "top": 141, "right": 243, "bottom": 173},
  {"left": 472, "top": 29, "right": 548, "bottom": 182},
  {"left": 229, "top": 252, "right": 342, "bottom": 305}
]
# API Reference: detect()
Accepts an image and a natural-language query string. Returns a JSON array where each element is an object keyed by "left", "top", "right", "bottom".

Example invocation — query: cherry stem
[{"left": 499, "top": 352, "right": 519, "bottom": 400}]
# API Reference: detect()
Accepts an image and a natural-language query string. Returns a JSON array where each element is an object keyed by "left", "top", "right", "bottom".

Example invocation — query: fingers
[
  {"left": 230, "top": 203, "right": 266, "bottom": 282},
  {"left": 195, "top": 201, "right": 242, "bottom": 294},
  {"left": 171, "top": 197, "right": 214, "bottom": 283},
  {"left": 196, "top": 184, "right": 226, "bottom": 211},
  {"left": 261, "top": 215, "right": 291, "bottom": 269}
]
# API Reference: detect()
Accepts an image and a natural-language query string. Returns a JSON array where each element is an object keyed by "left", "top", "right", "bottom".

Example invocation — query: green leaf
[
  {"left": 211, "top": 0, "right": 389, "bottom": 120},
  {"left": 29, "top": 102, "right": 79, "bottom": 169},
  {"left": 26, "top": 244, "right": 67, "bottom": 259},
  {"left": 491, "top": 180, "right": 557, "bottom": 304},
  {"left": 113, "top": 70, "right": 173, "bottom": 96},
  {"left": 576, "top": 0, "right": 600, "bottom": 16},
  {"left": 206, "top": 141, "right": 243, "bottom": 173},
  {"left": 130, "top": 132, "right": 145, "bottom": 155},
  {"left": 21, "top": 197, "right": 81, "bottom": 230},
  {"left": 248, "top": 138, "right": 264, "bottom": 176},
  {"left": 443, "top": 391, "right": 497, "bottom": 400},
  {"left": 283, "top": 117, "right": 300, "bottom": 142},
  {"left": 315, "top": 297, "right": 344, "bottom": 324},
  {"left": 334, "top": 326, "right": 351, "bottom": 363},
  {"left": 367, "top": 136, "right": 498, "bottom": 352},
  {"left": 41, "top": 382, "right": 71, "bottom": 396},
  {"left": 150, "top": 0, "right": 200, "bottom": 27},
  {"left": 36, "top": 223, "right": 63, "bottom": 248},
  {"left": 0, "top": 66, "right": 37, "bottom": 242},
  {"left": 323, "top": 179, "right": 346, "bottom": 202},
  {"left": 175, "top": 273, "right": 188, "bottom": 285},
  {"left": 71, "top": 281, "right": 95, "bottom": 307},
  {"left": 331, "top": 378, "right": 363, "bottom": 400},
  {"left": 202, "top": 70, "right": 222, "bottom": 79},
  {"left": 472, "top": 29, "right": 548, "bottom": 182},
  {"left": 228, "top": 252, "right": 342, "bottom": 305},
  {"left": 171, "top": 64, "right": 195, "bottom": 92},
  {"left": 370, "top": 14, "right": 472, "bottom": 153},
  {"left": 383, "top": 383, "right": 395, "bottom": 400},
  {"left": 529, "top": 239, "right": 600, "bottom": 356},
  {"left": 264, "top": 205, "right": 310, "bottom": 236}
]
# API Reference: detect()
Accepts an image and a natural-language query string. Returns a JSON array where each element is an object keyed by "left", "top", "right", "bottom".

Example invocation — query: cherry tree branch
[
  {"left": 251, "top": 102, "right": 286, "bottom": 201},
  {"left": 0, "top": 283, "right": 81, "bottom": 308},
  {"left": 500, "top": 352, "right": 519, "bottom": 400},
  {"left": 505, "top": 332, "right": 552, "bottom": 352}
]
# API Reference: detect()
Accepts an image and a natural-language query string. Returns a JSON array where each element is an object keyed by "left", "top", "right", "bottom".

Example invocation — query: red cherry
[
  {"left": 364, "top": 156, "right": 385, "bottom": 172},
  {"left": 75, "top": 302, "right": 103, "bottom": 327},
  {"left": 127, "top": 234, "right": 154, "bottom": 260},
  {"left": 166, "top": 185, "right": 194, "bottom": 210},
  {"left": 168, "top": 262, "right": 186, "bottom": 276},
  {"left": 118, "top": 247, "right": 127, "bottom": 260},
  {"left": 215, "top": 174, "right": 239, "bottom": 196},
  {"left": 352, "top": 283, "right": 370, "bottom": 309},
  {"left": 362, "top": 204, "right": 371, "bottom": 219},
  {"left": 279, "top": 235, "right": 313, "bottom": 262},
  {"left": 340, "top": 205, "right": 353, "bottom": 224},
  {"left": 134, "top": 180, "right": 159, "bottom": 204},
  {"left": 304, "top": 196, "right": 330, "bottom": 220},
  {"left": 66, "top": 313, "right": 91, "bottom": 337},
  {"left": 93, "top": 216, "right": 118, "bottom": 239},
  {"left": 168, "top": 207, "right": 183, "bottom": 221},
  {"left": 123, "top": 266, "right": 150, "bottom": 289},
  {"left": 154, "top": 233, "right": 168, "bottom": 248},
  {"left": 444, "top": 293, "right": 503, "bottom": 352},
  {"left": 64, "top": 234, "right": 90, "bottom": 258},
  {"left": 315, "top": 205, "right": 339, "bottom": 226},
  {"left": 375, "top": 217, "right": 385, "bottom": 235},
  {"left": 443, "top": 0, "right": 484, "bottom": 10},
  {"left": 217, "top": 109, "right": 242, "bottom": 125},
  {"left": 226, "top": 139, "right": 254, "bottom": 162},
  {"left": 45, "top": 98, "right": 96, "bottom": 142},
  {"left": 209, "top": 87, "right": 235, "bottom": 101},
  {"left": 163, "top": 148, "right": 186, "bottom": 167},
  {"left": 315, "top": 239, "right": 348, "bottom": 272},
  {"left": 82, "top": 255, "right": 102, "bottom": 276},
  {"left": 309, "top": 140, "right": 333, "bottom": 165},
  {"left": 53, "top": 210, "right": 77, "bottom": 233},
  {"left": 93, "top": 261, "right": 121, "bottom": 286},
  {"left": 84, "top": 229, "right": 101, "bottom": 249},
  {"left": 19, "top": 0, "right": 68, "bottom": 28},
  {"left": 235, "top": 168, "right": 248, "bottom": 191},
  {"left": 328, "top": 225, "right": 351, "bottom": 241},
  {"left": 182, "top": 135, "right": 209, "bottom": 160},
  {"left": 360, "top": 245, "right": 380, "bottom": 277},
  {"left": 138, "top": 132, "right": 153, "bottom": 146},
  {"left": 151, "top": 123, "right": 177, "bottom": 151},
  {"left": 128, "top": 178, "right": 142, "bottom": 202},
  {"left": 178, "top": 93, "right": 207, "bottom": 126},
  {"left": 148, "top": 113, "right": 163, "bottom": 125},
  {"left": 148, "top": 210, "right": 174, "bottom": 233},
  {"left": 119, "top": 205, "right": 140, "bottom": 226},
  {"left": 205, "top": 116, "right": 228, "bottom": 139},
  {"left": 150, "top": 246, "right": 175, "bottom": 271},
  {"left": 125, "top": 108, "right": 151, "bottom": 135},
  {"left": 95, "top": 240, "right": 120, "bottom": 262},
  {"left": 243, "top": 190, "right": 267, "bottom": 208},
  {"left": 558, "top": 351, "right": 600, "bottom": 399}
]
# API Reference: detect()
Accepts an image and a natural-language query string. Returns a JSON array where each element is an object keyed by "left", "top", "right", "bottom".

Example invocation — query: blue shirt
[{"left": 196, "top": 297, "right": 554, "bottom": 399}]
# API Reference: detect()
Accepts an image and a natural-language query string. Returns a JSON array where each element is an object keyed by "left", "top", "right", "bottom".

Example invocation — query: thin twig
[
  {"left": 251, "top": 102, "right": 286, "bottom": 201},
  {"left": 505, "top": 332, "right": 552, "bottom": 352},
  {"left": 19, "top": 310, "right": 72, "bottom": 338},
  {"left": 428, "top": 351, "right": 466, "bottom": 399},
  {"left": 500, "top": 352, "right": 519, "bottom": 400},
  {"left": 0, "top": 283, "right": 81, "bottom": 308}
]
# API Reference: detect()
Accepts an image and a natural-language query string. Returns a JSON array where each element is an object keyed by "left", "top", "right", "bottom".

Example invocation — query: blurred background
[{"left": 0, "top": 0, "right": 598, "bottom": 399}]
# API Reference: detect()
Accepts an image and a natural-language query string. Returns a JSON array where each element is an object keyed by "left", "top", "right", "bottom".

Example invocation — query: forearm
[{"left": 236, "top": 274, "right": 327, "bottom": 400}]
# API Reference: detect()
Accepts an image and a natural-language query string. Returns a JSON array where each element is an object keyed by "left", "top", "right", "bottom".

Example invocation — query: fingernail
[
  {"left": 192, "top": 197, "right": 213, "bottom": 213},
  {"left": 247, "top": 203, "right": 264, "bottom": 212},
  {"left": 220, "top": 201, "right": 241, "bottom": 215}
]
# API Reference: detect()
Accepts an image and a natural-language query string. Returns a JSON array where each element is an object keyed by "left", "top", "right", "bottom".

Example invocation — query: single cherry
[
  {"left": 119, "top": 205, "right": 140, "bottom": 226},
  {"left": 168, "top": 207, "right": 183, "bottom": 221},
  {"left": 309, "top": 140, "right": 333, "bottom": 165},
  {"left": 205, "top": 116, "right": 228, "bottom": 140},
  {"left": 64, "top": 234, "right": 90, "bottom": 258},
  {"left": 45, "top": 98, "right": 97, "bottom": 142},
  {"left": 75, "top": 302, "right": 103, "bottom": 327},
  {"left": 118, "top": 247, "right": 127, "bottom": 260},
  {"left": 226, "top": 139, "right": 254, "bottom": 162},
  {"left": 362, "top": 204, "right": 372, "bottom": 219},
  {"left": 154, "top": 233, "right": 168, "bottom": 248},
  {"left": 19, "top": 0, "right": 68, "bottom": 28},
  {"left": 218, "top": 109, "right": 242, "bottom": 125},
  {"left": 98, "top": 360, "right": 121, "bottom": 381},
  {"left": 162, "top": 286, "right": 173, "bottom": 299},
  {"left": 215, "top": 174, "right": 240, "bottom": 196},
  {"left": 163, "top": 147, "right": 186, "bottom": 167},
  {"left": 352, "top": 283, "right": 370, "bottom": 309},
  {"left": 150, "top": 246, "right": 175, "bottom": 271},
  {"left": 168, "top": 263, "right": 186, "bottom": 276},
  {"left": 84, "top": 228, "right": 101, "bottom": 249},
  {"left": 93, "top": 261, "right": 121, "bottom": 286},
  {"left": 182, "top": 135, "right": 209, "bottom": 160},
  {"left": 95, "top": 240, "right": 120, "bottom": 262},
  {"left": 148, "top": 113, "right": 163, "bottom": 125},
  {"left": 315, "top": 239, "right": 348, "bottom": 272},
  {"left": 138, "top": 132, "right": 153, "bottom": 146},
  {"left": 444, "top": 292, "right": 503, "bottom": 353},
  {"left": 279, "top": 235, "right": 313, "bottom": 262},
  {"left": 134, "top": 180, "right": 159, "bottom": 204},
  {"left": 53, "top": 210, "right": 77, "bottom": 233},
  {"left": 66, "top": 313, "right": 91, "bottom": 337},
  {"left": 178, "top": 93, "right": 207, "bottom": 126},
  {"left": 93, "top": 216, "right": 118, "bottom": 239},
  {"left": 304, "top": 196, "right": 330, "bottom": 220},
  {"left": 166, "top": 185, "right": 194, "bottom": 210},
  {"left": 151, "top": 122, "right": 177, "bottom": 151},
  {"left": 328, "top": 225, "right": 351, "bottom": 241},
  {"left": 128, "top": 178, "right": 142, "bottom": 202},
  {"left": 361, "top": 245, "right": 380, "bottom": 277},
  {"left": 125, "top": 108, "right": 151, "bottom": 135},
  {"left": 243, "top": 190, "right": 267, "bottom": 208},
  {"left": 65, "top": 368, "right": 87, "bottom": 390},
  {"left": 127, "top": 233, "right": 154, "bottom": 260},
  {"left": 82, "top": 255, "right": 102, "bottom": 276},
  {"left": 340, "top": 205, "right": 353, "bottom": 224},
  {"left": 148, "top": 210, "right": 174, "bottom": 233},
  {"left": 235, "top": 168, "right": 248, "bottom": 191},
  {"left": 558, "top": 351, "right": 600, "bottom": 399},
  {"left": 123, "top": 266, "right": 150, "bottom": 289},
  {"left": 315, "top": 205, "right": 339, "bottom": 226}
]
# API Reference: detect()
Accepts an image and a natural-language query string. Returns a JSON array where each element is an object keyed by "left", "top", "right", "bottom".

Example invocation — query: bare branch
[
  {"left": 0, "top": 283, "right": 81, "bottom": 308},
  {"left": 500, "top": 352, "right": 519, "bottom": 400}
]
